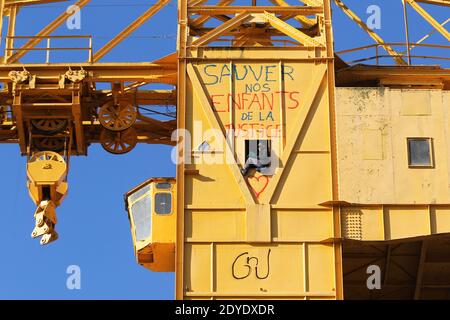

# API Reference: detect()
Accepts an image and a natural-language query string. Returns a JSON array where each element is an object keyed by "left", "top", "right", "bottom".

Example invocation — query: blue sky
[{"left": 0, "top": 0, "right": 448, "bottom": 299}]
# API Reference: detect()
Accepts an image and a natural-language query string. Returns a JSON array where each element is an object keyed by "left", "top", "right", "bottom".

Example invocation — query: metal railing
[
  {"left": 4, "top": 35, "right": 93, "bottom": 64},
  {"left": 336, "top": 42, "right": 450, "bottom": 66}
]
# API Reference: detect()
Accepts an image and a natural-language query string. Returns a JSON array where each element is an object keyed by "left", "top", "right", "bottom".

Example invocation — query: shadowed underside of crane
[{"left": 1, "top": 0, "right": 450, "bottom": 299}]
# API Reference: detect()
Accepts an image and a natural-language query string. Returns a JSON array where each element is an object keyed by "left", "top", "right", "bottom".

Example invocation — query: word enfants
[
  {"left": 202, "top": 63, "right": 300, "bottom": 112},
  {"left": 211, "top": 91, "right": 300, "bottom": 113}
]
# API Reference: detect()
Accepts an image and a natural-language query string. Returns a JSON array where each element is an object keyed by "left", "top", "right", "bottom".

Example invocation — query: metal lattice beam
[
  {"left": 6, "top": 0, "right": 91, "bottom": 63},
  {"left": 406, "top": 0, "right": 450, "bottom": 41},
  {"left": 191, "top": 12, "right": 253, "bottom": 46},
  {"left": 415, "top": 0, "right": 450, "bottom": 6},
  {"left": 4, "top": 0, "right": 67, "bottom": 6},
  {"left": 263, "top": 11, "right": 324, "bottom": 47},
  {"left": 270, "top": 0, "right": 316, "bottom": 27},
  {"left": 92, "top": 0, "right": 170, "bottom": 62},
  {"left": 188, "top": 6, "right": 324, "bottom": 15},
  {"left": 190, "top": 0, "right": 234, "bottom": 28},
  {"left": 334, "top": 0, "right": 407, "bottom": 65}
]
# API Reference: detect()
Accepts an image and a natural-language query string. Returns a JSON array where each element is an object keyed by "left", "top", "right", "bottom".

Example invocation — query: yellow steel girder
[
  {"left": 4, "top": 0, "right": 67, "bottom": 6},
  {"left": 191, "top": 12, "right": 253, "bottom": 46},
  {"left": 6, "top": 0, "right": 92, "bottom": 63},
  {"left": 190, "top": 7, "right": 325, "bottom": 48},
  {"left": 0, "top": 0, "right": 5, "bottom": 45},
  {"left": 263, "top": 11, "right": 325, "bottom": 47},
  {"left": 302, "top": 0, "right": 323, "bottom": 6},
  {"left": 415, "top": 0, "right": 450, "bottom": 6},
  {"left": 186, "top": 63, "right": 256, "bottom": 205},
  {"left": 92, "top": 0, "right": 171, "bottom": 62},
  {"left": 260, "top": 65, "right": 327, "bottom": 204},
  {"left": 405, "top": 0, "right": 450, "bottom": 41},
  {"left": 188, "top": 6, "right": 324, "bottom": 15},
  {"left": 189, "top": 0, "right": 235, "bottom": 28},
  {"left": 7, "top": 0, "right": 91, "bottom": 63},
  {"left": 270, "top": 0, "right": 316, "bottom": 27},
  {"left": 333, "top": 0, "right": 407, "bottom": 65}
]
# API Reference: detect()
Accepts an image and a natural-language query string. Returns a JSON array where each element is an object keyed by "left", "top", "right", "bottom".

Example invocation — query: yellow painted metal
[
  {"left": 125, "top": 178, "right": 177, "bottom": 272},
  {"left": 302, "top": 0, "right": 323, "bottom": 6},
  {"left": 406, "top": 0, "right": 450, "bottom": 41},
  {"left": 415, "top": 0, "right": 450, "bottom": 6},
  {"left": 188, "top": 6, "right": 323, "bottom": 15},
  {"left": 26, "top": 151, "right": 68, "bottom": 245},
  {"left": 333, "top": 0, "right": 407, "bottom": 65},
  {"left": 0, "top": 0, "right": 449, "bottom": 300},
  {"left": 0, "top": 0, "right": 5, "bottom": 45},
  {"left": 191, "top": 12, "right": 254, "bottom": 47},
  {"left": 4, "top": 0, "right": 67, "bottom": 6},
  {"left": 336, "top": 87, "right": 450, "bottom": 241},
  {"left": 175, "top": 0, "right": 341, "bottom": 299},
  {"left": 5, "top": 4, "right": 17, "bottom": 63},
  {"left": 341, "top": 205, "right": 450, "bottom": 241},
  {"left": 336, "top": 88, "right": 450, "bottom": 204},
  {"left": 262, "top": 11, "right": 325, "bottom": 47},
  {"left": 92, "top": 0, "right": 170, "bottom": 62},
  {"left": 190, "top": 0, "right": 235, "bottom": 28},
  {"left": 27, "top": 151, "right": 67, "bottom": 204},
  {"left": 6, "top": 0, "right": 92, "bottom": 63},
  {"left": 269, "top": 0, "right": 316, "bottom": 27}
]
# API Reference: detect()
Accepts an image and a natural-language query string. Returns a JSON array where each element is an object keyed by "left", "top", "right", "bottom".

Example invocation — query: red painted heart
[{"left": 248, "top": 175, "right": 270, "bottom": 198}]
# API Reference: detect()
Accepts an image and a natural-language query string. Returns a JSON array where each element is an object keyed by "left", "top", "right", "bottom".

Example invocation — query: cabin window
[
  {"left": 128, "top": 187, "right": 152, "bottom": 241},
  {"left": 407, "top": 138, "right": 433, "bottom": 168},
  {"left": 155, "top": 193, "right": 172, "bottom": 215},
  {"left": 156, "top": 182, "right": 171, "bottom": 190}
]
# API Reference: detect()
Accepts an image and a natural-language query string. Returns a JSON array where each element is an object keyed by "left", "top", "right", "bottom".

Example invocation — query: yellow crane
[{"left": 0, "top": 0, "right": 449, "bottom": 299}]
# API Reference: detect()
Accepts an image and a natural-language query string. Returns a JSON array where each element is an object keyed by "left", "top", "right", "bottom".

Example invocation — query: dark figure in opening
[{"left": 241, "top": 140, "right": 272, "bottom": 176}]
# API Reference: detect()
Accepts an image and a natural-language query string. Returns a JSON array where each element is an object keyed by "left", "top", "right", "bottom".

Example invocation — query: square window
[
  {"left": 245, "top": 140, "right": 271, "bottom": 163},
  {"left": 155, "top": 193, "right": 172, "bottom": 215},
  {"left": 242, "top": 140, "right": 272, "bottom": 175},
  {"left": 407, "top": 138, "right": 433, "bottom": 168}
]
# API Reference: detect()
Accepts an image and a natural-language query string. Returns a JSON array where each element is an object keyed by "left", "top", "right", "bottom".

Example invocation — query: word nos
[{"left": 202, "top": 64, "right": 294, "bottom": 85}]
